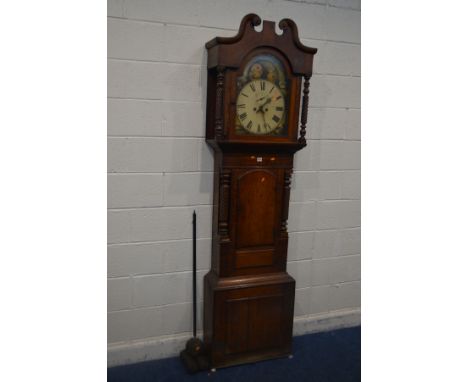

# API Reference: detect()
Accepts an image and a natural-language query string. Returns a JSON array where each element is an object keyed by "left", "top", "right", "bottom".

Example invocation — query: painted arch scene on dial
[{"left": 235, "top": 54, "right": 289, "bottom": 136}]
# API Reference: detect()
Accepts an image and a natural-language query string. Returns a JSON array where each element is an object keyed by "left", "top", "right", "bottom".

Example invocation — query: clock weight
[{"left": 179, "top": 211, "right": 210, "bottom": 373}]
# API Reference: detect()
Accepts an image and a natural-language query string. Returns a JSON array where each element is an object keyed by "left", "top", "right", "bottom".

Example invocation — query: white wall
[{"left": 108, "top": 0, "right": 360, "bottom": 365}]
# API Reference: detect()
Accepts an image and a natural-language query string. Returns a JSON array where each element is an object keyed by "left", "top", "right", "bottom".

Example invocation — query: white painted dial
[{"left": 236, "top": 79, "right": 285, "bottom": 135}]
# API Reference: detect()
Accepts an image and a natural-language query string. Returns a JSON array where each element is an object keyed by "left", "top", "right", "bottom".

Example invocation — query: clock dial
[
  {"left": 235, "top": 54, "right": 289, "bottom": 136},
  {"left": 236, "top": 80, "right": 285, "bottom": 135}
]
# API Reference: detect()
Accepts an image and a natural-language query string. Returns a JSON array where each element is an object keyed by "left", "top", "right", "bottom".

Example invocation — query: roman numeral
[
  {"left": 260, "top": 81, "right": 265, "bottom": 91},
  {"left": 239, "top": 112, "right": 247, "bottom": 121},
  {"left": 241, "top": 92, "right": 248, "bottom": 97},
  {"left": 272, "top": 115, "right": 280, "bottom": 123},
  {"left": 237, "top": 104, "right": 246, "bottom": 109},
  {"left": 249, "top": 83, "right": 256, "bottom": 91},
  {"left": 275, "top": 106, "right": 283, "bottom": 111},
  {"left": 246, "top": 120, "right": 252, "bottom": 130},
  {"left": 265, "top": 123, "right": 271, "bottom": 131},
  {"left": 257, "top": 123, "right": 261, "bottom": 132},
  {"left": 269, "top": 86, "right": 274, "bottom": 94},
  {"left": 276, "top": 95, "right": 282, "bottom": 101}
]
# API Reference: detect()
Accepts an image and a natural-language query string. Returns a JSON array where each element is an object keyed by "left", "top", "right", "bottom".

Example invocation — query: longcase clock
[{"left": 203, "top": 14, "right": 317, "bottom": 368}]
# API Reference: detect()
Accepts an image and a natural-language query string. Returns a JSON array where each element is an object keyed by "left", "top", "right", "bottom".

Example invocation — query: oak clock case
[{"left": 204, "top": 14, "right": 317, "bottom": 369}]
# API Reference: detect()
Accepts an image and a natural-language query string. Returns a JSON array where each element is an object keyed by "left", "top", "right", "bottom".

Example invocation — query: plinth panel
[{"left": 204, "top": 272, "right": 295, "bottom": 368}]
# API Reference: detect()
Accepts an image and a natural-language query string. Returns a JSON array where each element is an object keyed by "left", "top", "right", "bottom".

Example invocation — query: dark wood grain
[
  {"left": 204, "top": 14, "right": 316, "bottom": 369},
  {"left": 218, "top": 170, "right": 231, "bottom": 238},
  {"left": 215, "top": 67, "right": 225, "bottom": 139},
  {"left": 299, "top": 75, "right": 310, "bottom": 144},
  {"left": 235, "top": 169, "right": 276, "bottom": 248}
]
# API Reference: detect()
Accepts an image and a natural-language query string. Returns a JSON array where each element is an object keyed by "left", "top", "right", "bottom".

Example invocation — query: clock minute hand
[
  {"left": 262, "top": 97, "right": 272, "bottom": 106},
  {"left": 256, "top": 97, "right": 272, "bottom": 114},
  {"left": 259, "top": 108, "right": 266, "bottom": 127}
]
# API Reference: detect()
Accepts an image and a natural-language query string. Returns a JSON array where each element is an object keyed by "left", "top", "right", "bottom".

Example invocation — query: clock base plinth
[{"left": 203, "top": 270, "right": 295, "bottom": 369}]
